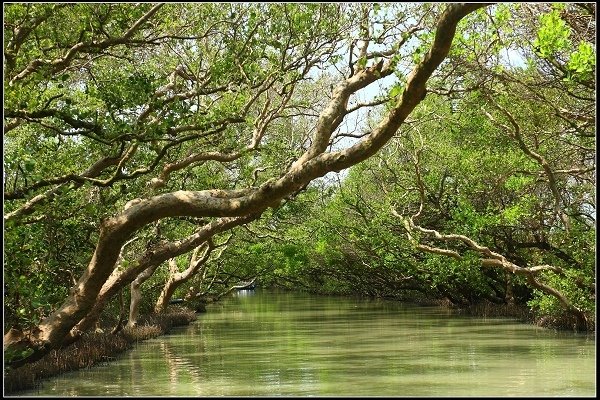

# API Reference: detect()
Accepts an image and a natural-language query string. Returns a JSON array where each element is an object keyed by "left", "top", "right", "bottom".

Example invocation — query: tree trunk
[
  {"left": 127, "top": 261, "right": 164, "bottom": 328},
  {"left": 155, "top": 242, "right": 214, "bottom": 313},
  {"left": 66, "top": 216, "right": 255, "bottom": 345},
  {"left": 154, "top": 259, "right": 180, "bottom": 314},
  {"left": 505, "top": 272, "right": 515, "bottom": 306}
]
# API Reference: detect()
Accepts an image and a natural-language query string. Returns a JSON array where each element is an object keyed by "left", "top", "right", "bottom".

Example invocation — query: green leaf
[
  {"left": 24, "top": 159, "right": 35, "bottom": 172},
  {"left": 357, "top": 56, "right": 367, "bottom": 69},
  {"left": 534, "top": 9, "right": 571, "bottom": 58},
  {"left": 389, "top": 84, "right": 403, "bottom": 98}
]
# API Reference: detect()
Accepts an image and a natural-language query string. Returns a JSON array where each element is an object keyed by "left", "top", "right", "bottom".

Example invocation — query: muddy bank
[{"left": 4, "top": 306, "right": 197, "bottom": 395}]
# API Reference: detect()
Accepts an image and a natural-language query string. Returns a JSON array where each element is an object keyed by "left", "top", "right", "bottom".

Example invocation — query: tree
[
  {"left": 4, "top": 3, "right": 488, "bottom": 365},
  {"left": 400, "top": 2, "right": 595, "bottom": 328},
  {"left": 266, "top": 3, "right": 595, "bottom": 329}
]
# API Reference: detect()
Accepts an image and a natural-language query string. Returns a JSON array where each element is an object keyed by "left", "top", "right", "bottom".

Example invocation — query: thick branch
[
  {"left": 396, "top": 211, "right": 588, "bottom": 327},
  {"left": 154, "top": 240, "right": 214, "bottom": 314},
  {"left": 64, "top": 214, "right": 259, "bottom": 344}
]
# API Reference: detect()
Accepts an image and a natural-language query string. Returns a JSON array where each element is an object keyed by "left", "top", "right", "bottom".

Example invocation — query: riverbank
[
  {"left": 453, "top": 300, "right": 595, "bottom": 332},
  {"left": 305, "top": 287, "right": 595, "bottom": 332},
  {"left": 4, "top": 306, "right": 197, "bottom": 395}
]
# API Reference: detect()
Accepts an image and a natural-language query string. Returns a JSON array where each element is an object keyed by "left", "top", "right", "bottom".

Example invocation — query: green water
[{"left": 19, "top": 290, "right": 596, "bottom": 396}]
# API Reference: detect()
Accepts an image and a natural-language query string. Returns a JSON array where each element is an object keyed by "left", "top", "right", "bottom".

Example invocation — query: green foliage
[
  {"left": 531, "top": 5, "right": 596, "bottom": 85},
  {"left": 528, "top": 270, "right": 594, "bottom": 318},
  {"left": 499, "top": 195, "right": 535, "bottom": 225},
  {"left": 4, "top": 346, "right": 35, "bottom": 366},
  {"left": 567, "top": 41, "right": 595, "bottom": 78},
  {"left": 533, "top": 8, "right": 570, "bottom": 58},
  {"left": 503, "top": 175, "right": 534, "bottom": 191},
  {"left": 388, "top": 83, "right": 404, "bottom": 99},
  {"left": 200, "top": 3, "right": 595, "bottom": 326}
]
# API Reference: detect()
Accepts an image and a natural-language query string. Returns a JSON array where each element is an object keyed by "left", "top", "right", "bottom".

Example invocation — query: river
[{"left": 18, "top": 289, "right": 596, "bottom": 396}]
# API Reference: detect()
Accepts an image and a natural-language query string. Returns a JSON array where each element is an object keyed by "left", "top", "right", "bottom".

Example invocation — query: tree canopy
[{"left": 3, "top": 3, "right": 595, "bottom": 366}]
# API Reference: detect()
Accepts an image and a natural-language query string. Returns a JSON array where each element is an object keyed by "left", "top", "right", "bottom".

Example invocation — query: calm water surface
[{"left": 20, "top": 290, "right": 596, "bottom": 396}]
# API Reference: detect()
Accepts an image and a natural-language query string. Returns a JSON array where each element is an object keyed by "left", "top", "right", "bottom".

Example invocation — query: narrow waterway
[{"left": 20, "top": 290, "right": 596, "bottom": 396}]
